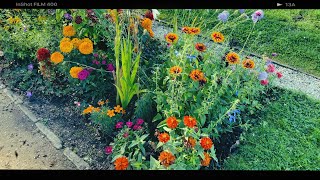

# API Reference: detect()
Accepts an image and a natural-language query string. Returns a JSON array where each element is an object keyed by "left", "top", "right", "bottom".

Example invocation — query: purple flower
[
  {"left": 272, "top": 53, "right": 278, "bottom": 57},
  {"left": 126, "top": 121, "right": 133, "bottom": 128},
  {"left": 105, "top": 146, "right": 113, "bottom": 155},
  {"left": 64, "top": 13, "right": 73, "bottom": 20},
  {"left": 258, "top": 72, "right": 268, "bottom": 81},
  {"left": 115, "top": 122, "right": 124, "bottom": 129},
  {"left": 102, "top": 60, "right": 106, "bottom": 65},
  {"left": 75, "top": 16, "right": 83, "bottom": 24},
  {"left": 218, "top": 10, "right": 229, "bottom": 23},
  {"left": 93, "top": 53, "right": 99, "bottom": 58},
  {"left": 92, "top": 60, "right": 100, "bottom": 65},
  {"left": 133, "top": 125, "right": 142, "bottom": 131},
  {"left": 136, "top": 118, "right": 144, "bottom": 125},
  {"left": 251, "top": 10, "right": 264, "bottom": 23},
  {"left": 239, "top": 9, "right": 245, "bottom": 14},
  {"left": 27, "top": 64, "right": 33, "bottom": 71},
  {"left": 78, "top": 69, "right": 90, "bottom": 81},
  {"left": 26, "top": 91, "right": 32, "bottom": 98},
  {"left": 106, "top": 63, "right": 115, "bottom": 71}
]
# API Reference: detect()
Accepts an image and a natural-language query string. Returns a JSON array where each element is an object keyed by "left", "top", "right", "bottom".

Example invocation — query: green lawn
[
  {"left": 222, "top": 88, "right": 320, "bottom": 170},
  {"left": 159, "top": 9, "right": 320, "bottom": 77}
]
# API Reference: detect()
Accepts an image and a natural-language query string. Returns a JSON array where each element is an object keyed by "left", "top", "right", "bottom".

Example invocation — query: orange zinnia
[
  {"left": 114, "top": 156, "right": 129, "bottom": 170},
  {"left": 225, "top": 52, "right": 240, "bottom": 64},
  {"left": 189, "top": 69, "right": 205, "bottom": 82},
  {"left": 200, "top": 137, "right": 213, "bottom": 150},
  {"left": 187, "top": 137, "right": 196, "bottom": 148},
  {"left": 183, "top": 116, "right": 197, "bottom": 128},
  {"left": 195, "top": 43, "right": 206, "bottom": 52},
  {"left": 201, "top": 152, "right": 211, "bottom": 167},
  {"left": 166, "top": 116, "right": 178, "bottom": 129},
  {"left": 165, "top": 33, "right": 179, "bottom": 44},
  {"left": 158, "top": 151, "right": 175, "bottom": 168},
  {"left": 158, "top": 132, "right": 170, "bottom": 143},
  {"left": 182, "top": 26, "right": 191, "bottom": 34},
  {"left": 169, "top": 66, "right": 182, "bottom": 75},
  {"left": 242, "top": 59, "right": 255, "bottom": 69},
  {"left": 190, "top": 27, "right": 201, "bottom": 35},
  {"left": 211, "top": 32, "right": 224, "bottom": 43}
]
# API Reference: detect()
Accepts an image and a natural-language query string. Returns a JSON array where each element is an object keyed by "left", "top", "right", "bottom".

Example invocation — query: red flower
[
  {"left": 200, "top": 137, "right": 213, "bottom": 150},
  {"left": 276, "top": 72, "right": 283, "bottom": 79},
  {"left": 260, "top": 79, "right": 269, "bottom": 85},
  {"left": 37, "top": 48, "right": 50, "bottom": 61},
  {"left": 266, "top": 64, "right": 275, "bottom": 73},
  {"left": 145, "top": 10, "right": 154, "bottom": 20}
]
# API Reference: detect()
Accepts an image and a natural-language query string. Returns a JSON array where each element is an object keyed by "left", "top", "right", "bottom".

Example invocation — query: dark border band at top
[{"left": 1, "top": 0, "right": 319, "bottom": 9}]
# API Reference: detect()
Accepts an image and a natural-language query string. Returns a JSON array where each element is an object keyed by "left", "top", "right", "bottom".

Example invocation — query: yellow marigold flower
[
  {"left": 50, "top": 52, "right": 64, "bottom": 64},
  {"left": 63, "top": 25, "right": 76, "bottom": 37},
  {"left": 71, "top": 38, "right": 81, "bottom": 49},
  {"left": 8, "top": 17, "right": 21, "bottom": 24},
  {"left": 98, "top": 100, "right": 105, "bottom": 106},
  {"left": 225, "top": 52, "right": 240, "bottom": 64},
  {"left": 82, "top": 105, "right": 94, "bottom": 115},
  {"left": 242, "top": 59, "right": 255, "bottom": 69},
  {"left": 79, "top": 41, "right": 93, "bottom": 55},
  {"left": 211, "top": 32, "right": 224, "bottom": 43},
  {"left": 141, "top": 18, "right": 152, "bottom": 30},
  {"left": 70, "top": 67, "right": 83, "bottom": 79},
  {"left": 114, "top": 105, "right": 123, "bottom": 113},
  {"left": 60, "top": 41, "right": 73, "bottom": 53},
  {"left": 107, "top": 109, "right": 115, "bottom": 117},
  {"left": 165, "top": 33, "right": 179, "bottom": 44}
]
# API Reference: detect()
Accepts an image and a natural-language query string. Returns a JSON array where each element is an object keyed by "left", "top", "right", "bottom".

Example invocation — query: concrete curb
[
  {"left": 35, "top": 122, "right": 63, "bottom": 150},
  {"left": 17, "top": 104, "right": 40, "bottom": 123},
  {"left": 63, "top": 148, "right": 90, "bottom": 170}
]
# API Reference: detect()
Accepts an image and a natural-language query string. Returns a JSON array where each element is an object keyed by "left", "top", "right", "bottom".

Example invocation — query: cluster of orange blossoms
[
  {"left": 107, "top": 105, "right": 125, "bottom": 118},
  {"left": 182, "top": 26, "right": 201, "bottom": 35},
  {"left": 141, "top": 17, "right": 154, "bottom": 38}
]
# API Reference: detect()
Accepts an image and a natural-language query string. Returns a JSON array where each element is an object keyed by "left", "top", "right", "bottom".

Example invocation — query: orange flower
[
  {"left": 82, "top": 105, "right": 94, "bottom": 115},
  {"left": 201, "top": 152, "right": 211, "bottom": 167},
  {"left": 183, "top": 116, "right": 197, "bottom": 128},
  {"left": 182, "top": 26, "right": 191, "bottom": 34},
  {"left": 169, "top": 66, "right": 182, "bottom": 75},
  {"left": 158, "top": 151, "right": 175, "bottom": 168},
  {"left": 50, "top": 52, "right": 64, "bottom": 64},
  {"left": 114, "top": 105, "right": 123, "bottom": 113},
  {"left": 92, "top": 107, "right": 100, "bottom": 112},
  {"left": 60, "top": 41, "right": 73, "bottom": 53},
  {"left": 195, "top": 43, "right": 206, "bottom": 52},
  {"left": 97, "top": 100, "right": 105, "bottom": 106},
  {"left": 63, "top": 25, "right": 76, "bottom": 37},
  {"left": 107, "top": 109, "right": 115, "bottom": 117},
  {"left": 114, "top": 156, "right": 129, "bottom": 170},
  {"left": 79, "top": 40, "right": 93, "bottom": 55},
  {"left": 211, "top": 32, "right": 224, "bottom": 43},
  {"left": 242, "top": 59, "right": 255, "bottom": 69},
  {"left": 121, "top": 109, "right": 126, "bottom": 114},
  {"left": 189, "top": 69, "right": 205, "bottom": 82},
  {"left": 200, "top": 137, "right": 213, "bottom": 150},
  {"left": 158, "top": 132, "right": 170, "bottom": 143},
  {"left": 141, "top": 17, "right": 152, "bottom": 30},
  {"left": 190, "top": 27, "right": 201, "bottom": 35},
  {"left": 69, "top": 67, "right": 83, "bottom": 79},
  {"left": 186, "top": 137, "right": 196, "bottom": 148},
  {"left": 165, "top": 33, "right": 179, "bottom": 44},
  {"left": 225, "top": 52, "right": 240, "bottom": 64},
  {"left": 166, "top": 116, "right": 178, "bottom": 129}
]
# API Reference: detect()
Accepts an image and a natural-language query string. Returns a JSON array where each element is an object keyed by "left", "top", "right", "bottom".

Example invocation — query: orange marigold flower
[
  {"left": 141, "top": 17, "right": 152, "bottom": 30},
  {"left": 63, "top": 25, "right": 76, "bottom": 37},
  {"left": 60, "top": 37, "right": 71, "bottom": 43},
  {"left": 166, "top": 116, "right": 178, "bottom": 129},
  {"left": 200, "top": 137, "right": 213, "bottom": 150},
  {"left": 183, "top": 116, "right": 197, "bottom": 128},
  {"left": 158, "top": 132, "right": 170, "bottom": 143},
  {"left": 190, "top": 27, "right": 201, "bottom": 35},
  {"left": 201, "top": 152, "right": 211, "bottom": 167},
  {"left": 158, "top": 151, "right": 175, "bottom": 168},
  {"left": 189, "top": 69, "right": 205, "bottom": 82},
  {"left": 60, "top": 41, "right": 73, "bottom": 53},
  {"left": 70, "top": 67, "right": 83, "bottom": 79},
  {"left": 71, "top": 38, "right": 81, "bottom": 49},
  {"left": 79, "top": 40, "right": 93, "bottom": 55},
  {"left": 195, "top": 43, "right": 206, "bottom": 52},
  {"left": 50, "top": 52, "right": 64, "bottom": 64},
  {"left": 107, "top": 109, "right": 115, "bottom": 117},
  {"left": 114, "top": 156, "right": 129, "bottom": 170},
  {"left": 169, "top": 66, "right": 182, "bottom": 75},
  {"left": 242, "top": 59, "right": 255, "bottom": 69},
  {"left": 187, "top": 137, "right": 196, "bottom": 148},
  {"left": 114, "top": 105, "right": 123, "bottom": 113},
  {"left": 165, "top": 33, "right": 179, "bottom": 44},
  {"left": 226, "top": 52, "right": 240, "bottom": 64},
  {"left": 82, "top": 105, "right": 94, "bottom": 115},
  {"left": 97, "top": 100, "right": 105, "bottom": 106},
  {"left": 211, "top": 32, "right": 224, "bottom": 43}
]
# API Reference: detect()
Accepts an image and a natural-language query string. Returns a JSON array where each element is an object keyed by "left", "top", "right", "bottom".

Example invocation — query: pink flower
[
  {"left": 136, "top": 118, "right": 144, "bottom": 125},
  {"left": 133, "top": 125, "right": 142, "bottom": 131},
  {"left": 126, "top": 121, "right": 133, "bottom": 128},
  {"left": 92, "top": 60, "right": 100, "bottom": 65},
  {"left": 123, "top": 132, "right": 129, "bottom": 138},
  {"left": 260, "top": 79, "right": 269, "bottom": 85},
  {"left": 102, "top": 60, "right": 106, "bottom": 65},
  {"left": 115, "top": 122, "right": 124, "bottom": 129},
  {"left": 266, "top": 64, "right": 275, "bottom": 73},
  {"left": 276, "top": 72, "right": 283, "bottom": 79},
  {"left": 93, "top": 53, "right": 99, "bottom": 58},
  {"left": 74, "top": 101, "right": 80, "bottom": 107},
  {"left": 78, "top": 69, "right": 90, "bottom": 81},
  {"left": 105, "top": 146, "right": 113, "bottom": 155}
]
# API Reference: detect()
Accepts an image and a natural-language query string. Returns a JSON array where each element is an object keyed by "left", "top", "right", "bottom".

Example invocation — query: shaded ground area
[{"left": 0, "top": 91, "right": 76, "bottom": 169}]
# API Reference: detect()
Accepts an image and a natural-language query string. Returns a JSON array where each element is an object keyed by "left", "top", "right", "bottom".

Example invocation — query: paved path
[{"left": 0, "top": 90, "right": 76, "bottom": 169}]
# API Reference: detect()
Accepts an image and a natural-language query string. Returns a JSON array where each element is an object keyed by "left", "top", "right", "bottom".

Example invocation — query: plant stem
[{"left": 239, "top": 23, "right": 256, "bottom": 54}]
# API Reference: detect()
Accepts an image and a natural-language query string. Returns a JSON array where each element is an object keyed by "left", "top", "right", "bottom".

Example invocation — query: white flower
[
  {"left": 0, "top": 51, "right": 4, "bottom": 57},
  {"left": 152, "top": 9, "right": 160, "bottom": 20}
]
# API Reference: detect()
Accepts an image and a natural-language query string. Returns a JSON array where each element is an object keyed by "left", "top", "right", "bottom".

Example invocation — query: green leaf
[
  {"left": 150, "top": 155, "right": 160, "bottom": 170},
  {"left": 152, "top": 113, "right": 162, "bottom": 122}
]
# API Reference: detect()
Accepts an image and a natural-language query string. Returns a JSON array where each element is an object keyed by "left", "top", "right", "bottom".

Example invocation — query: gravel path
[{"left": 152, "top": 20, "right": 320, "bottom": 101}]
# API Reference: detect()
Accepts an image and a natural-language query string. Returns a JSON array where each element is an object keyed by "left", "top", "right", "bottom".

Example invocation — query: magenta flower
[
  {"left": 260, "top": 79, "right": 269, "bottom": 86},
  {"left": 266, "top": 64, "right": 276, "bottom": 73},
  {"left": 126, "top": 121, "right": 133, "bottom": 128},
  {"left": 92, "top": 60, "right": 100, "bottom": 65},
  {"left": 78, "top": 69, "right": 90, "bottom": 81},
  {"left": 123, "top": 132, "right": 129, "bottom": 138},
  {"left": 136, "top": 118, "right": 144, "bottom": 125},
  {"left": 93, "top": 53, "right": 99, "bottom": 58},
  {"left": 133, "top": 125, "right": 142, "bottom": 131},
  {"left": 276, "top": 72, "right": 283, "bottom": 79},
  {"left": 115, "top": 122, "right": 124, "bottom": 129},
  {"left": 106, "top": 63, "right": 115, "bottom": 71},
  {"left": 102, "top": 60, "right": 106, "bottom": 65},
  {"left": 105, "top": 146, "right": 113, "bottom": 155}
]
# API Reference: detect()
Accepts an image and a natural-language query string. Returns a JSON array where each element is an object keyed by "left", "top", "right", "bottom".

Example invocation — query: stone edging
[{"left": 0, "top": 83, "right": 90, "bottom": 170}]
